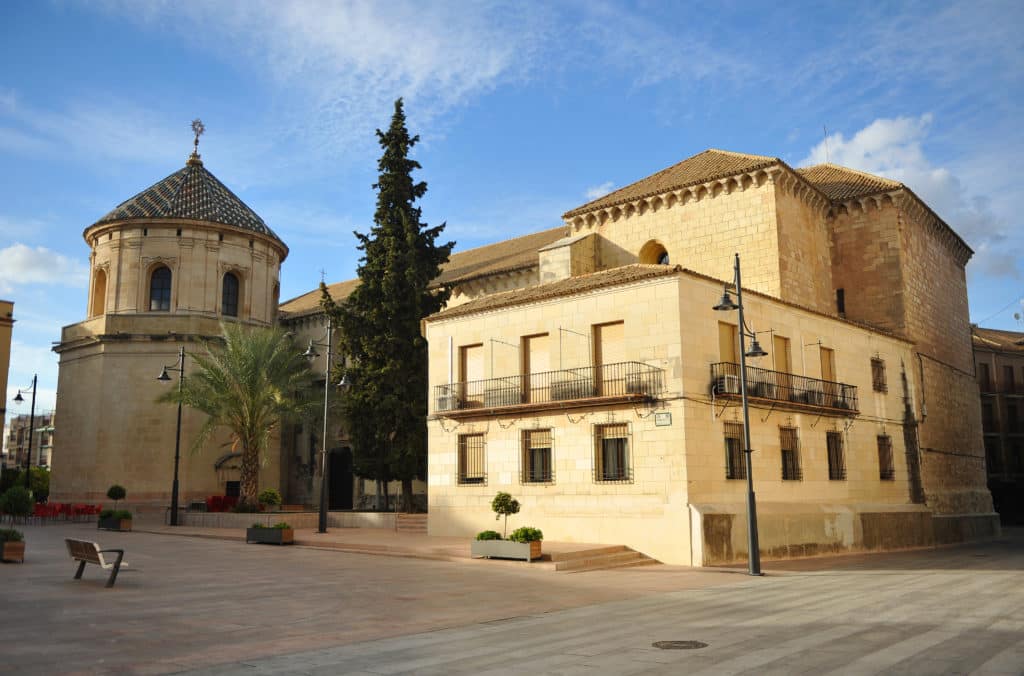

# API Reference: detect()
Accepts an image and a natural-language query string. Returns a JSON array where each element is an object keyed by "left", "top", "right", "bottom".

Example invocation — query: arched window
[
  {"left": 639, "top": 240, "right": 670, "bottom": 265},
  {"left": 91, "top": 269, "right": 107, "bottom": 316},
  {"left": 222, "top": 272, "right": 240, "bottom": 317},
  {"left": 149, "top": 266, "right": 172, "bottom": 311}
]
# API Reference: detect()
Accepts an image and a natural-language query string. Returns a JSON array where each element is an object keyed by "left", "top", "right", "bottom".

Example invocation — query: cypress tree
[{"left": 329, "top": 98, "right": 454, "bottom": 511}]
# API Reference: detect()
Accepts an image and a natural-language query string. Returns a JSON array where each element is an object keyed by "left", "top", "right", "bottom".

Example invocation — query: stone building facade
[
  {"left": 424, "top": 149, "right": 997, "bottom": 565},
  {"left": 4, "top": 411, "right": 55, "bottom": 470},
  {"left": 51, "top": 149, "right": 288, "bottom": 507},
  {"left": 973, "top": 326, "right": 1024, "bottom": 524}
]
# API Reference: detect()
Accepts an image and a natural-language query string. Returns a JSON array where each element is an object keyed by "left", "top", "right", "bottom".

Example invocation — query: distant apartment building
[
  {"left": 5, "top": 411, "right": 55, "bottom": 471},
  {"left": 973, "top": 326, "right": 1024, "bottom": 524}
]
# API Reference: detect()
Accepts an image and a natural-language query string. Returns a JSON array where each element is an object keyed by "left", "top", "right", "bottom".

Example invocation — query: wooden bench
[{"left": 65, "top": 538, "right": 129, "bottom": 588}]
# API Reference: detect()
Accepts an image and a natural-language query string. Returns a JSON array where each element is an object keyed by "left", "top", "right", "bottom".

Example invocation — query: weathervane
[{"left": 191, "top": 118, "right": 206, "bottom": 154}]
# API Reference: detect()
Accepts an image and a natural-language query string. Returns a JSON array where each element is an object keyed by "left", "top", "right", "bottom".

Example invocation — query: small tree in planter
[
  {"left": 471, "top": 492, "right": 543, "bottom": 562},
  {"left": 1, "top": 486, "right": 33, "bottom": 525},
  {"left": 107, "top": 485, "right": 126, "bottom": 509},
  {"left": 257, "top": 488, "right": 282, "bottom": 511},
  {"left": 246, "top": 521, "right": 294, "bottom": 545},
  {"left": 0, "top": 528, "right": 25, "bottom": 563},
  {"left": 491, "top": 492, "right": 520, "bottom": 538}
]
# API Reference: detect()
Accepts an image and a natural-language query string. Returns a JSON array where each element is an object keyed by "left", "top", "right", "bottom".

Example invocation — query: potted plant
[
  {"left": 470, "top": 492, "right": 543, "bottom": 561},
  {"left": 0, "top": 528, "right": 25, "bottom": 563},
  {"left": 98, "top": 508, "right": 133, "bottom": 531},
  {"left": 107, "top": 484, "right": 126, "bottom": 509},
  {"left": 257, "top": 488, "right": 282, "bottom": 511},
  {"left": 246, "top": 521, "right": 294, "bottom": 545}
]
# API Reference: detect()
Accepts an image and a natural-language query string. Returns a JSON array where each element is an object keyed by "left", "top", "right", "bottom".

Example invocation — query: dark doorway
[
  {"left": 225, "top": 481, "right": 240, "bottom": 497},
  {"left": 329, "top": 447, "right": 353, "bottom": 510}
]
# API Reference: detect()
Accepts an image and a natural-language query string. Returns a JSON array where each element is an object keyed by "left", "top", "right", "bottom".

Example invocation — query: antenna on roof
[
  {"left": 823, "top": 125, "right": 830, "bottom": 163},
  {"left": 189, "top": 118, "right": 206, "bottom": 165}
]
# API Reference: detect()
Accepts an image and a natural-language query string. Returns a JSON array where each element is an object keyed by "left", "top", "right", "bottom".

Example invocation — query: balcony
[
  {"left": 433, "top": 361, "right": 664, "bottom": 418},
  {"left": 710, "top": 362, "right": 859, "bottom": 414}
]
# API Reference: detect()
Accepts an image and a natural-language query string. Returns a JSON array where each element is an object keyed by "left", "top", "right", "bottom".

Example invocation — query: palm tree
[{"left": 159, "top": 324, "right": 315, "bottom": 509}]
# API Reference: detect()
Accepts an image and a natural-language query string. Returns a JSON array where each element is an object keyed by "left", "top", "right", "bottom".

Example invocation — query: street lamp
[
  {"left": 712, "top": 253, "right": 767, "bottom": 576},
  {"left": 303, "top": 314, "right": 341, "bottom": 534},
  {"left": 13, "top": 375, "right": 38, "bottom": 490},
  {"left": 157, "top": 347, "right": 185, "bottom": 526}
]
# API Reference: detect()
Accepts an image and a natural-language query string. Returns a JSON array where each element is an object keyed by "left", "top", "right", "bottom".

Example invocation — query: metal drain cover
[{"left": 652, "top": 640, "right": 708, "bottom": 650}]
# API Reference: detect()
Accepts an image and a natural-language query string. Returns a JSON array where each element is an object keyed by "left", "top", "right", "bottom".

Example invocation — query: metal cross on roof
[{"left": 191, "top": 118, "right": 206, "bottom": 153}]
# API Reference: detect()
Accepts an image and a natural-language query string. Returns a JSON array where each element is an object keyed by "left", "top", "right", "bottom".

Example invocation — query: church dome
[{"left": 92, "top": 154, "right": 283, "bottom": 244}]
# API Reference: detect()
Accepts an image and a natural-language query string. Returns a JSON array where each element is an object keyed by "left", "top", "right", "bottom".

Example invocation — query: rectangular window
[
  {"left": 985, "top": 437, "right": 1002, "bottom": 473},
  {"left": 1004, "top": 365, "right": 1016, "bottom": 394},
  {"left": 780, "top": 427, "right": 801, "bottom": 481},
  {"left": 594, "top": 423, "right": 630, "bottom": 482},
  {"left": 978, "top": 363, "right": 991, "bottom": 392},
  {"left": 877, "top": 435, "right": 895, "bottom": 480},
  {"left": 1007, "top": 402, "right": 1019, "bottom": 434},
  {"left": 457, "top": 434, "right": 486, "bottom": 485},
  {"left": 719, "top": 322, "right": 739, "bottom": 364},
  {"left": 724, "top": 422, "right": 746, "bottom": 480},
  {"left": 827, "top": 431, "right": 846, "bottom": 481},
  {"left": 871, "top": 358, "right": 887, "bottom": 393},
  {"left": 982, "top": 401, "right": 997, "bottom": 432},
  {"left": 521, "top": 429, "right": 553, "bottom": 483},
  {"left": 836, "top": 288, "right": 846, "bottom": 315}
]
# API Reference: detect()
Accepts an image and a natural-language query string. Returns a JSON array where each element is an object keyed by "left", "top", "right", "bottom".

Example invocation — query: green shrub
[
  {"left": 250, "top": 522, "right": 266, "bottom": 529},
  {"left": 257, "top": 488, "right": 282, "bottom": 507},
  {"left": 0, "top": 528, "right": 24, "bottom": 543},
  {"left": 232, "top": 502, "right": 260, "bottom": 513},
  {"left": 272, "top": 522, "right": 291, "bottom": 530},
  {"left": 106, "top": 484, "right": 126, "bottom": 506},
  {"left": 475, "top": 530, "right": 502, "bottom": 541},
  {"left": 99, "top": 509, "right": 114, "bottom": 520},
  {"left": 508, "top": 526, "right": 543, "bottom": 543},
  {"left": 1, "top": 486, "right": 33, "bottom": 522},
  {"left": 490, "top": 492, "right": 520, "bottom": 538},
  {"left": 99, "top": 509, "right": 132, "bottom": 521}
]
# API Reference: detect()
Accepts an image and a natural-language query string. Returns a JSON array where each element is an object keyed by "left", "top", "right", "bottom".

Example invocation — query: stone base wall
[
  {"left": 932, "top": 513, "right": 1001, "bottom": 545},
  {"left": 135, "top": 510, "right": 399, "bottom": 529}
]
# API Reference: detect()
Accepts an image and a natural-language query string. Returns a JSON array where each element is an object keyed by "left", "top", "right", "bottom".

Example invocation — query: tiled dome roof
[{"left": 93, "top": 155, "right": 281, "bottom": 242}]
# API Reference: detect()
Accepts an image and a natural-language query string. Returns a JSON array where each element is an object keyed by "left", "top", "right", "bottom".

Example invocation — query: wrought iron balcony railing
[
  {"left": 434, "top": 361, "right": 664, "bottom": 415},
  {"left": 710, "top": 362, "right": 859, "bottom": 414}
]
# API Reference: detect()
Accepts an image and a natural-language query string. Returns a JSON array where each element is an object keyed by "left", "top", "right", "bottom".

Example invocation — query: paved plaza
[{"left": 0, "top": 524, "right": 1021, "bottom": 675}]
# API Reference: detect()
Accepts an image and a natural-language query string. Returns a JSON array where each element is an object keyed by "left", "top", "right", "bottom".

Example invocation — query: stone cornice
[
  {"left": 84, "top": 217, "right": 289, "bottom": 262},
  {"left": 564, "top": 163, "right": 831, "bottom": 231}
]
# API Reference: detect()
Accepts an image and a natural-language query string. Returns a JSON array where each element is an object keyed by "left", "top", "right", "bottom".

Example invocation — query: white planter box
[{"left": 471, "top": 539, "right": 542, "bottom": 561}]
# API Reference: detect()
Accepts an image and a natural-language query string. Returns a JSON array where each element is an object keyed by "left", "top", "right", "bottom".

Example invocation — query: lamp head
[
  {"left": 157, "top": 368, "right": 172, "bottom": 382},
  {"left": 713, "top": 286, "right": 739, "bottom": 312},
  {"left": 337, "top": 372, "right": 353, "bottom": 391},
  {"left": 746, "top": 337, "right": 768, "bottom": 358},
  {"left": 302, "top": 341, "right": 319, "bottom": 360},
  {"left": 13, "top": 391, "right": 23, "bottom": 403}
]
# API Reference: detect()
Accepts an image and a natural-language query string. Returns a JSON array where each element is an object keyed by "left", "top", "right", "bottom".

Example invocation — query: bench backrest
[{"left": 65, "top": 539, "right": 103, "bottom": 565}]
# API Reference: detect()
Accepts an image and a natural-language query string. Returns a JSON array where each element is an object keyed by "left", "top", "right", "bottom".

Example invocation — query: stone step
[
  {"left": 554, "top": 549, "right": 659, "bottom": 573},
  {"left": 548, "top": 545, "right": 629, "bottom": 562},
  {"left": 395, "top": 514, "right": 428, "bottom": 534}
]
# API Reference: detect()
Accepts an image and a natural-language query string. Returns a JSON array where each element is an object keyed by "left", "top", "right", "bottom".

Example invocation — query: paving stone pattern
[{"left": 0, "top": 524, "right": 1021, "bottom": 675}]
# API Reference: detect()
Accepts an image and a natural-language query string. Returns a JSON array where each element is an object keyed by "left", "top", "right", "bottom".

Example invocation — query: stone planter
[
  {"left": 471, "top": 539, "right": 542, "bottom": 561},
  {"left": 2, "top": 541, "right": 25, "bottom": 563},
  {"left": 98, "top": 517, "right": 132, "bottom": 532},
  {"left": 246, "top": 528, "right": 294, "bottom": 545}
]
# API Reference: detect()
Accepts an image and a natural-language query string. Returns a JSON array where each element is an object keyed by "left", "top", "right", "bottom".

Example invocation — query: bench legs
[
  {"left": 74, "top": 560, "right": 87, "bottom": 580},
  {"left": 99, "top": 549, "right": 125, "bottom": 588}
]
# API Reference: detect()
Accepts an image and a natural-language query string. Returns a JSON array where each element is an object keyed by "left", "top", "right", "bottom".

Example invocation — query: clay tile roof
[
  {"left": 279, "top": 226, "right": 567, "bottom": 318},
  {"left": 93, "top": 156, "right": 283, "bottom": 243},
  {"left": 428, "top": 264, "right": 679, "bottom": 321},
  {"left": 972, "top": 326, "right": 1024, "bottom": 353},
  {"left": 562, "top": 149, "right": 780, "bottom": 219},
  {"left": 797, "top": 163, "right": 903, "bottom": 202}
]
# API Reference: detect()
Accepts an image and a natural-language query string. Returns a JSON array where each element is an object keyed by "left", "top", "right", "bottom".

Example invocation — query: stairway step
[
  {"left": 547, "top": 545, "right": 628, "bottom": 562},
  {"left": 555, "top": 550, "right": 658, "bottom": 572}
]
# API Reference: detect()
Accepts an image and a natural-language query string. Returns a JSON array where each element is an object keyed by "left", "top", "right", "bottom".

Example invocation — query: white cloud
[
  {"left": 0, "top": 244, "right": 89, "bottom": 294},
  {"left": 585, "top": 182, "right": 615, "bottom": 200},
  {"left": 800, "top": 115, "right": 1019, "bottom": 280}
]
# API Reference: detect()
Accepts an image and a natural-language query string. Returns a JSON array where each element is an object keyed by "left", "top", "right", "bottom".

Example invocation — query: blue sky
[{"left": 1, "top": 0, "right": 1022, "bottom": 419}]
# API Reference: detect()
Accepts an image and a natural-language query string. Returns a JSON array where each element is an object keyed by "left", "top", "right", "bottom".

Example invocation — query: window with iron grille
[
  {"left": 724, "top": 422, "right": 746, "bottom": 480},
  {"left": 877, "top": 435, "right": 895, "bottom": 480},
  {"left": 780, "top": 427, "right": 802, "bottom": 480},
  {"left": 827, "top": 431, "right": 846, "bottom": 480},
  {"left": 594, "top": 423, "right": 631, "bottom": 482},
  {"left": 457, "top": 433, "right": 486, "bottom": 485},
  {"left": 871, "top": 358, "right": 887, "bottom": 393},
  {"left": 521, "top": 429, "right": 554, "bottom": 483}
]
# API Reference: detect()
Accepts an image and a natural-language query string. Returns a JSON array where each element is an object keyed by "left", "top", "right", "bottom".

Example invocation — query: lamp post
[
  {"left": 712, "top": 253, "right": 767, "bottom": 576},
  {"left": 13, "top": 375, "right": 38, "bottom": 490},
  {"left": 303, "top": 315, "right": 337, "bottom": 534},
  {"left": 157, "top": 347, "right": 185, "bottom": 526}
]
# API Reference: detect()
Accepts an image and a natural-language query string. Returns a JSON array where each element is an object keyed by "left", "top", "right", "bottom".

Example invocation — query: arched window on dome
[
  {"left": 222, "top": 272, "right": 240, "bottom": 317},
  {"left": 149, "top": 266, "right": 172, "bottom": 311},
  {"left": 90, "top": 268, "right": 107, "bottom": 317},
  {"left": 639, "top": 240, "right": 670, "bottom": 266}
]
